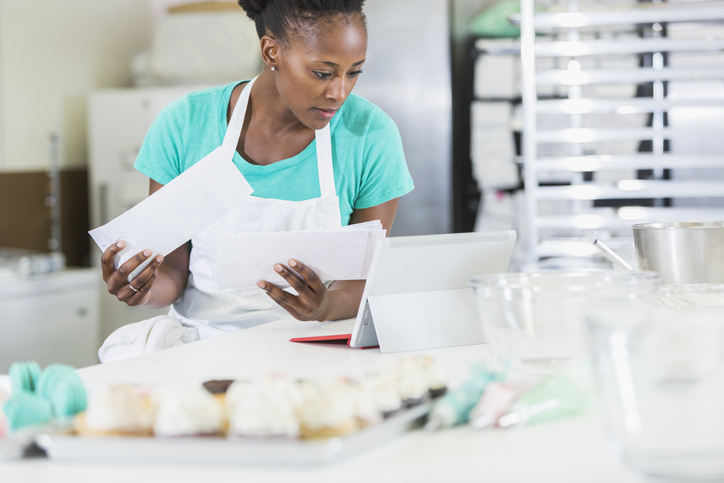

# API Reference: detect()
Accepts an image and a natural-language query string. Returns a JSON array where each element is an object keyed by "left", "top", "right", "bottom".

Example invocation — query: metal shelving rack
[{"left": 487, "top": 0, "right": 724, "bottom": 264}]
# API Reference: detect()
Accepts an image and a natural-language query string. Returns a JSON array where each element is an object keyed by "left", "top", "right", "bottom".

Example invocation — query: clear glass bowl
[
  {"left": 469, "top": 270, "right": 660, "bottom": 377},
  {"left": 588, "top": 307, "right": 724, "bottom": 480}
]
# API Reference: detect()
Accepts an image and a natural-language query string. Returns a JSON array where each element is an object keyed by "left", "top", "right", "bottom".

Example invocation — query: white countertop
[{"left": 0, "top": 317, "right": 645, "bottom": 483}]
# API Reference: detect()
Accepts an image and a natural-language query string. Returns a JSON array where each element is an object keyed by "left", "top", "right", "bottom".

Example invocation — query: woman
[{"left": 98, "top": 0, "right": 413, "bottom": 362}]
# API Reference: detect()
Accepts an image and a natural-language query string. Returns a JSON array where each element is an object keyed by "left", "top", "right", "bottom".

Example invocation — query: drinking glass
[{"left": 588, "top": 307, "right": 724, "bottom": 480}]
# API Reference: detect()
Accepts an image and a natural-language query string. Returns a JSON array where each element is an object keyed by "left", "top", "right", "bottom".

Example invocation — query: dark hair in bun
[{"left": 237, "top": 0, "right": 366, "bottom": 44}]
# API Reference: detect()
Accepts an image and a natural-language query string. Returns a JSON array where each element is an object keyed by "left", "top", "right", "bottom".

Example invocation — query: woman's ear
[{"left": 261, "top": 34, "right": 279, "bottom": 71}]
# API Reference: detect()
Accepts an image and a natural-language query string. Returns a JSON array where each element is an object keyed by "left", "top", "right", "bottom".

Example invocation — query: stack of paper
[
  {"left": 88, "top": 150, "right": 253, "bottom": 281},
  {"left": 215, "top": 220, "right": 386, "bottom": 289}
]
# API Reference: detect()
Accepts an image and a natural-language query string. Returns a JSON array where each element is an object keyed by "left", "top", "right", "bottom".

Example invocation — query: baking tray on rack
[{"left": 35, "top": 402, "right": 431, "bottom": 466}]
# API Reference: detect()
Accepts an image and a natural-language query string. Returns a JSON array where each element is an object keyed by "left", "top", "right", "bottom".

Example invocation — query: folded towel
[{"left": 98, "top": 315, "right": 200, "bottom": 364}]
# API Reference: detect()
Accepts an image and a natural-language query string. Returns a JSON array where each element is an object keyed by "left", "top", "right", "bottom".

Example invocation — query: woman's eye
[
  {"left": 314, "top": 71, "right": 332, "bottom": 79},
  {"left": 348, "top": 70, "right": 363, "bottom": 78}
]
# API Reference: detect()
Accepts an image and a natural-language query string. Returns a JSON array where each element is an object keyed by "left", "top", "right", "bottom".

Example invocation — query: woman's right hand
[{"left": 101, "top": 240, "right": 164, "bottom": 306}]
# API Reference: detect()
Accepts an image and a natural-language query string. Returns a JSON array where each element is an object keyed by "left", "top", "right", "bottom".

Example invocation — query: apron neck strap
[
  {"left": 223, "top": 75, "right": 337, "bottom": 200},
  {"left": 221, "top": 76, "right": 257, "bottom": 155},
  {"left": 315, "top": 124, "right": 336, "bottom": 199}
]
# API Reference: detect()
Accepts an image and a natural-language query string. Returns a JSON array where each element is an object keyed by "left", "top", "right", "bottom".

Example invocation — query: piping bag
[
  {"left": 425, "top": 365, "right": 498, "bottom": 430},
  {"left": 468, "top": 381, "right": 528, "bottom": 429},
  {"left": 496, "top": 358, "right": 595, "bottom": 428}
]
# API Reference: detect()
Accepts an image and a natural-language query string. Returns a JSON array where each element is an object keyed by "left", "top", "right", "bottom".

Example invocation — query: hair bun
[{"left": 237, "top": 0, "right": 269, "bottom": 20}]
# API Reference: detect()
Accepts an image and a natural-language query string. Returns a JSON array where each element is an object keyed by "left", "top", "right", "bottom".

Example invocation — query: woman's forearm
[
  {"left": 323, "top": 279, "right": 366, "bottom": 321},
  {"left": 143, "top": 268, "right": 185, "bottom": 308},
  {"left": 143, "top": 243, "right": 191, "bottom": 309}
]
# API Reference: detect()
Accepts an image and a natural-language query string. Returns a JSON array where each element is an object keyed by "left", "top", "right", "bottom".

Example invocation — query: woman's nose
[{"left": 325, "top": 77, "right": 347, "bottom": 102}]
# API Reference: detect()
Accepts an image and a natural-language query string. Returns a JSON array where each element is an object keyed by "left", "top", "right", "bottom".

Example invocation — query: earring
[{"left": 271, "top": 66, "right": 276, "bottom": 71}]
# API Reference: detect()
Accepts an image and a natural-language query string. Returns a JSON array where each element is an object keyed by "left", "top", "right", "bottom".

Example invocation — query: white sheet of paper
[
  {"left": 88, "top": 147, "right": 253, "bottom": 280},
  {"left": 215, "top": 220, "right": 386, "bottom": 289}
]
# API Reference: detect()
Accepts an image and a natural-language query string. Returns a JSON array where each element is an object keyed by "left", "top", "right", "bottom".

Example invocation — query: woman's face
[{"left": 275, "top": 14, "right": 368, "bottom": 130}]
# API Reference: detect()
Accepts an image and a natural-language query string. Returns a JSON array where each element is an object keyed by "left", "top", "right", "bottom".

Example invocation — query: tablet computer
[
  {"left": 349, "top": 230, "right": 517, "bottom": 352},
  {"left": 291, "top": 230, "right": 517, "bottom": 352}
]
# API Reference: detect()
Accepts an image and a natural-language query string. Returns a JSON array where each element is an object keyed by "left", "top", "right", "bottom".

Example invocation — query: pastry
[
  {"left": 298, "top": 381, "right": 358, "bottom": 439},
  {"left": 388, "top": 358, "right": 429, "bottom": 407},
  {"left": 3, "top": 392, "right": 53, "bottom": 432},
  {"left": 361, "top": 374, "right": 402, "bottom": 419},
  {"left": 340, "top": 379, "right": 382, "bottom": 429},
  {"left": 36, "top": 364, "right": 87, "bottom": 419},
  {"left": 75, "top": 384, "right": 154, "bottom": 437},
  {"left": 36, "top": 363, "right": 77, "bottom": 399},
  {"left": 420, "top": 356, "right": 448, "bottom": 398},
  {"left": 9, "top": 361, "right": 42, "bottom": 394},
  {"left": 152, "top": 385, "right": 225, "bottom": 437},
  {"left": 225, "top": 377, "right": 301, "bottom": 438}
]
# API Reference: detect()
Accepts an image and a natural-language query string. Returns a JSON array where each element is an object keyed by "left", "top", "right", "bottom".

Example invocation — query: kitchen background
[{"left": 0, "top": 0, "right": 723, "bottom": 370}]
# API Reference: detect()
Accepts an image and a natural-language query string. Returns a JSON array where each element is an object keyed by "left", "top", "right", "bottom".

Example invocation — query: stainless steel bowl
[{"left": 632, "top": 221, "right": 724, "bottom": 285}]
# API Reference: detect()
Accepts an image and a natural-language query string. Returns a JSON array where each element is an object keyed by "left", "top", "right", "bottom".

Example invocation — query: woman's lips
[{"left": 314, "top": 107, "right": 337, "bottom": 119}]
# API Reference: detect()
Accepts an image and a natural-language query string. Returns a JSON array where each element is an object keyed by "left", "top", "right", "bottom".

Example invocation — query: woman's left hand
[{"left": 258, "top": 259, "right": 332, "bottom": 321}]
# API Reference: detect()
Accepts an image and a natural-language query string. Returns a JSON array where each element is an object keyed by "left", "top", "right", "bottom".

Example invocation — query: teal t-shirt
[{"left": 134, "top": 81, "right": 414, "bottom": 225}]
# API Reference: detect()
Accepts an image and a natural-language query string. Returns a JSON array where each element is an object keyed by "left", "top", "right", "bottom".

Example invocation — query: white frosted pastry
[
  {"left": 361, "top": 374, "right": 402, "bottom": 417},
  {"left": 77, "top": 384, "right": 154, "bottom": 436},
  {"left": 420, "top": 356, "right": 448, "bottom": 396},
  {"left": 225, "top": 377, "right": 301, "bottom": 438},
  {"left": 346, "top": 381, "right": 382, "bottom": 428},
  {"left": 388, "top": 357, "right": 429, "bottom": 405},
  {"left": 152, "top": 385, "right": 224, "bottom": 437},
  {"left": 298, "top": 380, "right": 358, "bottom": 439},
  {"left": 264, "top": 374, "right": 305, "bottom": 409}
]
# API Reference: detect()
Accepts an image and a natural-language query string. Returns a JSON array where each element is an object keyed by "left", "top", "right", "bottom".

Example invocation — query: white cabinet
[
  {"left": 0, "top": 269, "right": 100, "bottom": 371},
  {"left": 88, "top": 86, "right": 207, "bottom": 229}
]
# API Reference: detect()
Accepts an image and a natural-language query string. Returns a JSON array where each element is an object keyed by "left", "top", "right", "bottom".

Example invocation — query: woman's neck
[{"left": 246, "top": 70, "right": 308, "bottom": 137}]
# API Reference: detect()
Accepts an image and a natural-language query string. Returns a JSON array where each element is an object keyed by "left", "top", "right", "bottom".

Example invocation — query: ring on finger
[{"left": 128, "top": 283, "right": 140, "bottom": 293}]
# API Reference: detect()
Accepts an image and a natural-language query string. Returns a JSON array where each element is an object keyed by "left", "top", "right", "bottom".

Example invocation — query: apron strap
[
  {"left": 221, "top": 76, "right": 258, "bottom": 156},
  {"left": 315, "top": 124, "right": 337, "bottom": 199},
  {"left": 223, "top": 75, "right": 336, "bottom": 200}
]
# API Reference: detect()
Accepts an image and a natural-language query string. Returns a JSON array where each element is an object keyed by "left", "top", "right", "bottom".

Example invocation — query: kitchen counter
[{"left": 0, "top": 317, "right": 643, "bottom": 483}]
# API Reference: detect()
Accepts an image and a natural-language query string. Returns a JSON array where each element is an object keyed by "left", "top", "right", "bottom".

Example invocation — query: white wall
[{"left": 0, "top": 0, "right": 153, "bottom": 172}]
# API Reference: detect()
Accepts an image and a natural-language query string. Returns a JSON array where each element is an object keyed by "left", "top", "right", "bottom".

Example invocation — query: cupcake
[
  {"left": 9, "top": 361, "right": 42, "bottom": 395},
  {"left": 75, "top": 385, "right": 154, "bottom": 437},
  {"left": 419, "top": 356, "right": 448, "bottom": 398},
  {"left": 361, "top": 374, "right": 403, "bottom": 419},
  {"left": 225, "top": 377, "right": 301, "bottom": 439},
  {"left": 339, "top": 379, "right": 382, "bottom": 429},
  {"left": 152, "top": 385, "right": 225, "bottom": 437},
  {"left": 387, "top": 358, "right": 430, "bottom": 407},
  {"left": 298, "top": 381, "right": 358, "bottom": 439}
]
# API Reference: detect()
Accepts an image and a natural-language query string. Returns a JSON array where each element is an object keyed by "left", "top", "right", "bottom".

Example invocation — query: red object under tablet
[{"left": 289, "top": 334, "right": 379, "bottom": 349}]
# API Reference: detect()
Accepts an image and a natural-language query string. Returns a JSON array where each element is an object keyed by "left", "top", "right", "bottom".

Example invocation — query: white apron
[{"left": 99, "top": 76, "right": 342, "bottom": 363}]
